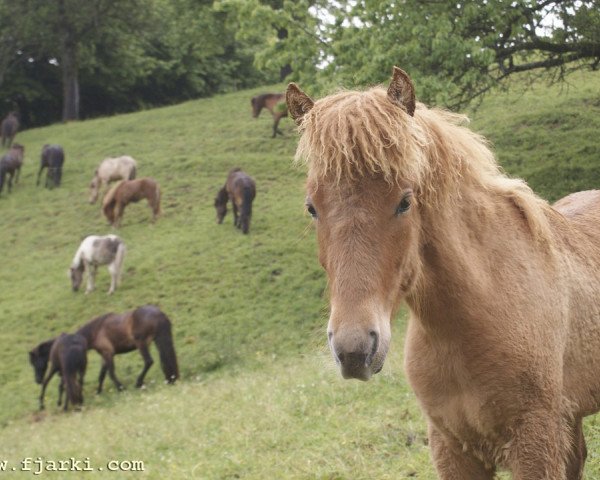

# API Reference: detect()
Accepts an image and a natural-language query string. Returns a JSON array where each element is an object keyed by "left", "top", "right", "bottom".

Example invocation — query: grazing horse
[
  {"left": 1, "top": 112, "right": 19, "bottom": 147},
  {"left": 251, "top": 93, "right": 287, "bottom": 138},
  {"left": 70, "top": 234, "right": 126, "bottom": 294},
  {"left": 102, "top": 177, "right": 160, "bottom": 227},
  {"left": 0, "top": 143, "right": 24, "bottom": 196},
  {"left": 287, "top": 67, "right": 600, "bottom": 479},
  {"left": 75, "top": 305, "right": 179, "bottom": 393},
  {"left": 30, "top": 333, "right": 87, "bottom": 411},
  {"left": 214, "top": 168, "right": 256, "bottom": 234},
  {"left": 36, "top": 144, "right": 65, "bottom": 189},
  {"left": 89, "top": 155, "right": 137, "bottom": 203}
]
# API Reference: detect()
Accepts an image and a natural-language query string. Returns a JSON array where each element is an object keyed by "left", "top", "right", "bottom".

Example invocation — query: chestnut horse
[
  {"left": 30, "top": 333, "right": 87, "bottom": 411},
  {"left": 0, "top": 143, "right": 24, "bottom": 195},
  {"left": 89, "top": 155, "right": 137, "bottom": 203},
  {"left": 214, "top": 168, "right": 256, "bottom": 234},
  {"left": 251, "top": 93, "right": 287, "bottom": 138},
  {"left": 288, "top": 67, "right": 600, "bottom": 479},
  {"left": 102, "top": 177, "right": 160, "bottom": 227}
]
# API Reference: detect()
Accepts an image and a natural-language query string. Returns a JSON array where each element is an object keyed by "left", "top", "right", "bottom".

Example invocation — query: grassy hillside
[{"left": 0, "top": 71, "right": 599, "bottom": 479}]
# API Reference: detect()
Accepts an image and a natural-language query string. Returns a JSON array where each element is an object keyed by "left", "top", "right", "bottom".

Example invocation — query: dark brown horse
[
  {"left": 102, "top": 177, "right": 161, "bottom": 227},
  {"left": 36, "top": 144, "right": 65, "bottom": 188},
  {"left": 251, "top": 93, "right": 287, "bottom": 138},
  {"left": 76, "top": 305, "right": 178, "bottom": 393},
  {"left": 1, "top": 112, "right": 19, "bottom": 147},
  {"left": 0, "top": 143, "right": 24, "bottom": 196},
  {"left": 214, "top": 168, "right": 256, "bottom": 234},
  {"left": 30, "top": 333, "right": 87, "bottom": 411}
]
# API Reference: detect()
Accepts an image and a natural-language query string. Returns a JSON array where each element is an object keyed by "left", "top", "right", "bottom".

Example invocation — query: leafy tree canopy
[{"left": 230, "top": 0, "right": 600, "bottom": 108}]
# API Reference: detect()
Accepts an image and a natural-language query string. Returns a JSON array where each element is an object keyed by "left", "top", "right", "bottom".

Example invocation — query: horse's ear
[
  {"left": 387, "top": 66, "right": 416, "bottom": 117},
  {"left": 286, "top": 83, "right": 314, "bottom": 125}
]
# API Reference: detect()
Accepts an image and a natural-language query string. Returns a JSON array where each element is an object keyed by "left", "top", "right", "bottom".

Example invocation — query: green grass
[{"left": 0, "top": 72, "right": 599, "bottom": 479}]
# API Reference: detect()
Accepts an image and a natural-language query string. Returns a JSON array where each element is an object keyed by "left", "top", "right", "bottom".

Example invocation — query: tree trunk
[
  {"left": 277, "top": 27, "right": 292, "bottom": 81},
  {"left": 61, "top": 40, "right": 79, "bottom": 121},
  {"left": 58, "top": 0, "right": 79, "bottom": 121}
]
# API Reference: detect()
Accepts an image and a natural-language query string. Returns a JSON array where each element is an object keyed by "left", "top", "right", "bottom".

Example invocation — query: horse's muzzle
[{"left": 329, "top": 330, "right": 380, "bottom": 381}]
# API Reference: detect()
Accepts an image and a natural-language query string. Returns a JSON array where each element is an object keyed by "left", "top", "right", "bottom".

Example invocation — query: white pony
[
  {"left": 89, "top": 155, "right": 137, "bottom": 204},
  {"left": 69, "top": 235, "right": 126, "bottom": 294}
]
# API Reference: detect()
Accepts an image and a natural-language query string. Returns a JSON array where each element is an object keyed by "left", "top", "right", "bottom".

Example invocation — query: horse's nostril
[{"left": 367, "top": 331, "right": 379, "bottom": 367}]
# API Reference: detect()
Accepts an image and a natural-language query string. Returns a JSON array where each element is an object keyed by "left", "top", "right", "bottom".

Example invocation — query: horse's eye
[
  {"left": 306, "top": 204, "right": 317, "bottom": 218},
  {"left": 395, "top": 195, "right": 412, "bottom": 215}
]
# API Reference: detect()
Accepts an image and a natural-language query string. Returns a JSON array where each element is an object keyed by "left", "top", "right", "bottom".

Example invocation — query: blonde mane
[{"left": 295, "top": 86, "right": 553, "bottom": 243}]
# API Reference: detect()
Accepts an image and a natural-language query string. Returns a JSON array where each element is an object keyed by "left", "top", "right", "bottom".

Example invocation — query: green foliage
[
  {"left": 0, "top": 71, "right": 598, "bottom": 478},
  {"left": 0, "top": 0, "right": 278, "bottom": 126},
  {"left": 236, "top": 1, "right": 600, "bottom": 107}
]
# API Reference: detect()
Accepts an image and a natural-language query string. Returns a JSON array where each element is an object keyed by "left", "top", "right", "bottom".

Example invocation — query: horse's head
[
  {"left": 29, "top": 339, "right": 54, "bottom": 384},
  {"left": 214, "top": 187, "right": 228, "bottom": 224},
  {"left": 288, "top": 67, "right": 422, "bottom": 381},
  {"left": 69, "top": 265, "right": 84, "bottom": 292},
  {"left": 89, "top": 173, "right": 99, "bottom": 203}
]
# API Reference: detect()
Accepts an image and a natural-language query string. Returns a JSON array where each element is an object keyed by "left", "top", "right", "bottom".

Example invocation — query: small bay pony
[{"left": 287, "top": 67, "right": 600, "bottom": 479}]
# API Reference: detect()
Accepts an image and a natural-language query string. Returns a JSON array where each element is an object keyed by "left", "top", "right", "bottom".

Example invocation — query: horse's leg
[
  {"left": 114, "top": 202, "right": 124, "bottom": 228},
  {"left": 36, "top": 166, "right": 44, "bottom": 186},
  {"left": 508, "top": 410, "right": 568, "bottom": 480},
  {"left": 7, "top": 172, "right": 13, "bottom": 193},
  {"left": 85, "top": 262, "right": 96, "bottom": 294},
  {"left": 97, "top": 364, "right": 108, "bottom": 394},
  {"left": 79, "top": 368, "right": 85, "bottom": 404},
  {"left": 108, "top": 264, "right": 116, "bottom": 295},
  {"left": 428, "top": 424, "right": 495, "bottom": 480},
  {"left": 232, "top": 202, "right": 239, "bottom": 227},
  {"left": 566, "top": 417, "right": 587, "bottom": 480},
  {"left": 58, "top": 378, "right": 64, "bottom": 406},
  {"left": 15, "top": 166, "right": 20, "bottom": 184},
  {"left": 135, "top": 343, "right": 154, "bottom": 388},
  {"left": 102, "top": 352, "right": 124, "bottom": 391},
  {"left": 39, "top": 366, "right": 58, "bottom": 410},
  {"left": 272, "top": 114, "right": 285, "bottom": 138},
  {"left": 62, "top": 378, "right": 69, "bottom": 411}
]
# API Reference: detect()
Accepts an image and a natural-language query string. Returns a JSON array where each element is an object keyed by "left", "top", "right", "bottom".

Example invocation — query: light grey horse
[{"left": 69, "top": 235, "right": 126, "bottom": 294}]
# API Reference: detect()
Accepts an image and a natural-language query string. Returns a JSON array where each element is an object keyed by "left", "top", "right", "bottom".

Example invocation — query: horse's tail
[
  {"left": 64, "top": 348, "right": 86, "bottom": 406},
  {"left": 240, "top": 184, "right": 255, "bottom": 234},
  {"left": 114, "top": 240, "right": 126, "bottom": 279},
  {"left": 154, "top": 316, "right": 179, "bottom": 383},
  {"left": 128, "top": 164, "right": 137, "bottom": 180}
]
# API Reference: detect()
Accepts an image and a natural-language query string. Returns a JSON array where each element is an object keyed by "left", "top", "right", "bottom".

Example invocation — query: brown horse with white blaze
[{"left": 288, "top": 67, "right": 600, "bottom": 479}]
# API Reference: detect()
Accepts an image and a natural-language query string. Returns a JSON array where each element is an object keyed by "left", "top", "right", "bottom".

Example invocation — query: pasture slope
[{"left": 0, "top": 72, "right": 599, "bottom": 479}]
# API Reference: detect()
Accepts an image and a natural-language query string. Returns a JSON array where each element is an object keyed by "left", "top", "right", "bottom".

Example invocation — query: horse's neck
[
  {"left": 406, "top": 187, "right": 552, "bottom": 333},
  {"left": 72, "top": 245, "right": 87, "bottom": 269}
]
